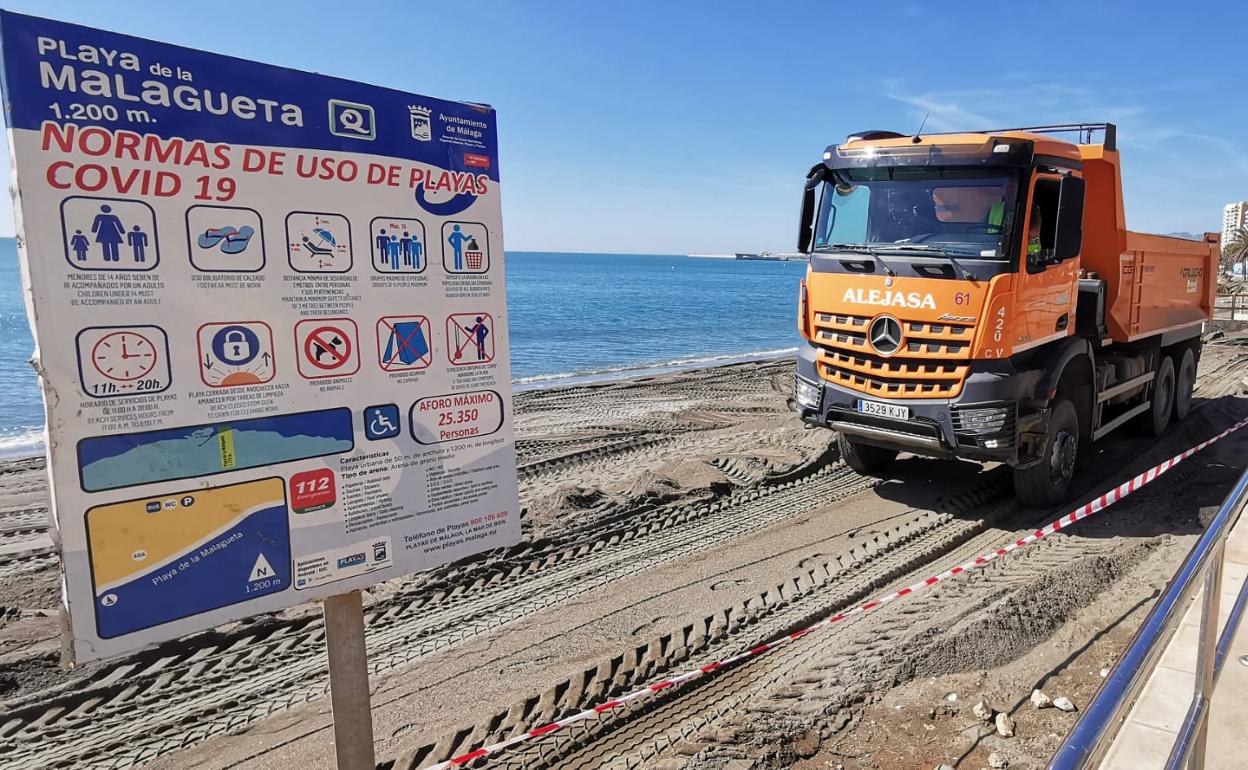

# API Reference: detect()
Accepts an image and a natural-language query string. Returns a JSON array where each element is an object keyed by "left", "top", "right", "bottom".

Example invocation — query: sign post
[
  {"left": 0, "top": 11, "right": 521, "bottom": 759},
  {"left": 323, "top": 590, "right": 376, "bottom": 770}
]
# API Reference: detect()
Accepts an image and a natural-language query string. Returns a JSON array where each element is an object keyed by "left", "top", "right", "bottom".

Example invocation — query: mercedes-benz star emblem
[{"left": 868, "top": 315, "right": 903, "bottom": 355}]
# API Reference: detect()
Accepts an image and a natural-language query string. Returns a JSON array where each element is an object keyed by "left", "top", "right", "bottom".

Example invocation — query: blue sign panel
[{"left": 0, "top": 11, "right": 499, "bottom": 182}]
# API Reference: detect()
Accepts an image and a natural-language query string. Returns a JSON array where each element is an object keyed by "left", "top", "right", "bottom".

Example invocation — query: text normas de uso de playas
[{"left": 38, "top": 122, "right": 492, "bottom": 200}]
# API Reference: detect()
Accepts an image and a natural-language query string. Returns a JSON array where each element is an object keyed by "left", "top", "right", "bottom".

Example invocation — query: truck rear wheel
[
  {"left": 1014, "top": 398, "right": 1079, "bottom": 507},
  {"left": 1140, "top": 356, "right": 1175, "bottom": 435},
  {"left": 1173, "top": 348, "right": 1195, "bottom": 422},
  {"left": 836, "top": 432, "right": 897, "bottom": 475}
]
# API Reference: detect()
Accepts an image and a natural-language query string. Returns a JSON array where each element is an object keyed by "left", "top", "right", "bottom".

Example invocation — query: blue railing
[{"left": 1049, "top": 466, "right": 1248, "bottom": 770}]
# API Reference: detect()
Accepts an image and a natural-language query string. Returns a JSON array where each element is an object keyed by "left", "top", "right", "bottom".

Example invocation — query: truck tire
[
  {"left": 1014, "top": 398, "right": 1079, "bottom": 507},
  {"left": 1173, "top": 348, "right": 1195, "bottom": 422},
  {"left": 836, "top": 432, "right": 897, "bottom": 475},
  {"left": 1140, "top": 355, "right": 1175, "bottom": 435}
]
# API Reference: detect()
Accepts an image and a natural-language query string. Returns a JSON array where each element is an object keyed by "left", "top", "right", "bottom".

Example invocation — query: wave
[
  {"left": 512, "top": 347, "right": 797, "bottom": 389},
  {"left": 0, "top": 427, "right": 45, "bottom": 458}
]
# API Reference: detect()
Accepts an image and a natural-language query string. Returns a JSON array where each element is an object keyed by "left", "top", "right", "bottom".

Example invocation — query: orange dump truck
[{"left": 791, "top": 123, "right": 1218, "bottom": 505}]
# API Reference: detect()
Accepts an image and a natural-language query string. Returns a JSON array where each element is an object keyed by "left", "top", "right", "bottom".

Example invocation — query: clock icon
[
  {"left": 76, "top": 325, "right": 171, "bottom": 398},
  {"left": 91, "top": 331, "right": 158, "bottom": 381}
]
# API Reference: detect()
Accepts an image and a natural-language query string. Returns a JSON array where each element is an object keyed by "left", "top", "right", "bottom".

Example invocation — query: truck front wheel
[
  {"left": 836, "top": 432, "right": 898, "bottom": 475},
  {"left": 1014, "top": 398, "right": 1079, "bottom": 507}
]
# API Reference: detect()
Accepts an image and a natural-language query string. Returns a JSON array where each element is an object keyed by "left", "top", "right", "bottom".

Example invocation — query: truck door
[{"left": 1015, "top": 174, "right": 1078, "bottom": 351}]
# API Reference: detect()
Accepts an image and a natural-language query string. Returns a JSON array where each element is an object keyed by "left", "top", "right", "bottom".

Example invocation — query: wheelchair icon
[{"left": 364, "top": 404, "right": 401, "bottom": 441}]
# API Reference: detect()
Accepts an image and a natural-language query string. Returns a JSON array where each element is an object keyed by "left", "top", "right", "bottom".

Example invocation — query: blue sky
[{"left": 3, "top": 1, "right": 1246, "bottom": 253}]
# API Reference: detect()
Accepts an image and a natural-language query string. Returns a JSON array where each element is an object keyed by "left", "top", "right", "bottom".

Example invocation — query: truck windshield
[{"left": 813, "top": 169, "right": 1019, "bottom": 259}]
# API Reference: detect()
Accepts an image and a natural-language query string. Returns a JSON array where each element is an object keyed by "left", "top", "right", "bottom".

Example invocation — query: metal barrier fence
[
  {"left": 1213, "top": 293, "right": 1248, "bottom": 321},
  {"left": 1049, "top": 466, "right": 1248, "bottom": 770}
]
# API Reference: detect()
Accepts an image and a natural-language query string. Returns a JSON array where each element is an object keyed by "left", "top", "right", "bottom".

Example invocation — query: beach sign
[{"left": 0, "top": 9, "right": 520, "bottom": 678}]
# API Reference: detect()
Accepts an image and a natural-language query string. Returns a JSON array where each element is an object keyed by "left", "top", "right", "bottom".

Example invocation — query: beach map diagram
[
  {"left": 87, "top": 477, "right": 291, "bottom": 638},
  {"left": 77, "top": 408, "right": 354, "bottom": 492}
]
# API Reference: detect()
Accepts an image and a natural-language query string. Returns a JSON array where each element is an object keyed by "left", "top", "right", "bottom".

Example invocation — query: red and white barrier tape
[{"left": 423, "top": 417, "right": 1248, "bottom": 769}]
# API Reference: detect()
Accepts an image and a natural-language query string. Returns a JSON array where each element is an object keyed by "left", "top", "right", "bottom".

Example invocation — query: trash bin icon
[{"left": 465, "top": 237, "right": 484, "bottom": 270}]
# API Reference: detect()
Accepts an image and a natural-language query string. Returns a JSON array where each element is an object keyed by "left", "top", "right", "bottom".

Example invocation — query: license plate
[{"left": 856, "top": 399, "right": 910, "bottom": 420}]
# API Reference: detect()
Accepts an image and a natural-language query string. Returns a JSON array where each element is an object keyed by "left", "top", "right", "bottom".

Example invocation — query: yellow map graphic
[
  {"left": 218, "top": 428, "right": 236, "bottom": 468},
  {"left": 87, "top": 477, "right": 285, "bottom": 588}
]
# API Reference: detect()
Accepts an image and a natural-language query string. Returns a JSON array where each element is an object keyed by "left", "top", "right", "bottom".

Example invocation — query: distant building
[{"left": 1223, "top": 201, "right": 1248, "bottom": 244}]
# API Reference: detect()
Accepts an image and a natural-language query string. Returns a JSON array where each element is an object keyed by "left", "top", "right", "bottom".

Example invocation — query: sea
[{"left": 0, "top": 242, "right": 803, "bottom": 458}]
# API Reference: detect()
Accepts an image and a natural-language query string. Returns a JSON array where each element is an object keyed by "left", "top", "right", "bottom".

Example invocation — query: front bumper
[{"left": 791, "top": 344, "right": 1044, "bottom": 465}]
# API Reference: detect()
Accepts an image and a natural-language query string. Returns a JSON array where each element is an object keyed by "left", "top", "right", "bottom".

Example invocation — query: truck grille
[{"left": 811, "top": 312, "right": 974, "bottom": 399}]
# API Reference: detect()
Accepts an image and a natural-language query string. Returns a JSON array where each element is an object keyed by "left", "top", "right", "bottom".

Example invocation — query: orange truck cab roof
[
  {"left": 839, "top": 130, "right": 1083, "bottom": 165},
  {"left": 815, "top": 123, "right": 1218, "bottom": 344},
  {"left": 826, "top": 126, "right": 1084, "bottom": 171}
]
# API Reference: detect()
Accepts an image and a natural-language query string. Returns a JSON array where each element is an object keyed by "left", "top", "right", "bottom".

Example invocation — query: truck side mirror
[
  {"left": 1053, "top": 175, "right": 1085, "bottom": 262},
  {"left": 797, "top": 165, "right": 826, "bottom": 254}
]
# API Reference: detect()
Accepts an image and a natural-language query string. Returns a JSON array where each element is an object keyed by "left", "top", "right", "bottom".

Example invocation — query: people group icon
[
  {"left": 69, "top": 204, "right": 151, "bottom": 264},
  {"left": 375, "top": 228, "right": 423, "bottom": 271}
]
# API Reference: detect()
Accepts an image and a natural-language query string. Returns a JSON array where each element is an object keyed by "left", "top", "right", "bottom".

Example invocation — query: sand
[{"left": 1, "top": 341, "right": 1246, "bottom": 770}]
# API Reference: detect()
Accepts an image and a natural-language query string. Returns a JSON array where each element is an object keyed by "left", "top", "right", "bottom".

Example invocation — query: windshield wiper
[
  {"left": 819, "top": 243, "right": 896, "bottom": 277},
  {"left": 874, "top": 244, "right": 978, "bottom": 281}
]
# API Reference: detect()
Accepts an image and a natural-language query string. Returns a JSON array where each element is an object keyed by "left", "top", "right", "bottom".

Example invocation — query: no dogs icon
[{"left": 294, "top": 318, "right": 360, "bottom": 379}]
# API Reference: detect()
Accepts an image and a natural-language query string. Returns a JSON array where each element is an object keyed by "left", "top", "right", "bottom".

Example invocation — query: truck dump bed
[{"left": 1079, "top": 145, "right": 1217, "bottom": 342}]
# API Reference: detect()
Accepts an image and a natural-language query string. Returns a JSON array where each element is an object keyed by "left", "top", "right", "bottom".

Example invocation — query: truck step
[
  {"left": 1096, "top": 371, "right": 1155, "bottom": 404},
  {"left": 1093, "top": 401, "right": 1150, "bottom": 440}
]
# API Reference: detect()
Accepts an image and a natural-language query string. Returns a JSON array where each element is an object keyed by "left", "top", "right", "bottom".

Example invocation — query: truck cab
[{"left": 792, "top": 124, "right": 1217, "bottom": 506}]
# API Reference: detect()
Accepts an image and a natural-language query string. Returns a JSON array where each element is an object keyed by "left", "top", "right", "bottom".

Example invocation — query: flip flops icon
[{"left": 197, "top": 225, "right": 255, "bottom": 254}]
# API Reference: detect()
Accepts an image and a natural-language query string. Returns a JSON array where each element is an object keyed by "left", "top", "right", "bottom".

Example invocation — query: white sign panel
[{"left": 0, "top": 11, "right": 520, "bottom": 662}]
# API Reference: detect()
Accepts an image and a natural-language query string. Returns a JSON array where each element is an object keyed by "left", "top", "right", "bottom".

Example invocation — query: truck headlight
[
  {"left": 794, "top": 377, "right": 821, "bottom": 409},
  {"left": 951, "top": 405, "right": 1013, "bottom": 435}
]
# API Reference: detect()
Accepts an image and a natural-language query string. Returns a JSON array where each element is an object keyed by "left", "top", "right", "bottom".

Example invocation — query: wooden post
[{"left": 323, "top": 590, "right": 376, "bottom": 770}]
